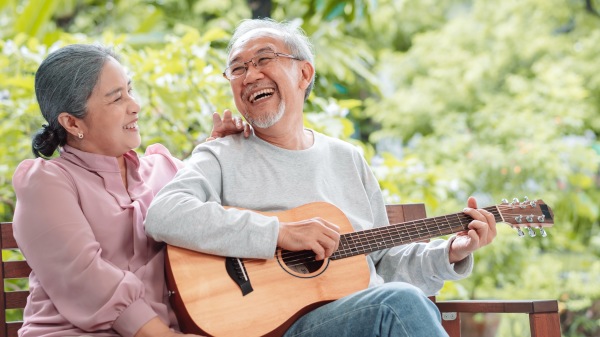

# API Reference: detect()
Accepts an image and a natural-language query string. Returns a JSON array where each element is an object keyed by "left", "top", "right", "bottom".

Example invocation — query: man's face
[{"left": 227, "top": 32, "right": 305, "bottom": 129}]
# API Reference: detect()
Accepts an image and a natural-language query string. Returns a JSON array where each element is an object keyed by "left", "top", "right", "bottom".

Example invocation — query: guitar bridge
[{"left": 225, "top": 257, "right": 254, "bottom": 296}]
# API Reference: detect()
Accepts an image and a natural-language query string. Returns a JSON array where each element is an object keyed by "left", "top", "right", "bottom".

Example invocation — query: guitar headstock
[{"left": 495, "top": 197, "right": 554, "bottom": 238}]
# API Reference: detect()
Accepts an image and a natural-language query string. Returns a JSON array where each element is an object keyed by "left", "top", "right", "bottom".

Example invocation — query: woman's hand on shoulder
[{"left": 206, "top": 109, "right": 251, "bottom": 142}]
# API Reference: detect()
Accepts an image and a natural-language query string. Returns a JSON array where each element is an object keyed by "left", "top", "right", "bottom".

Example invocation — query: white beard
[{"left": 246, "top": 99, "right": 286, "bottom": 129}]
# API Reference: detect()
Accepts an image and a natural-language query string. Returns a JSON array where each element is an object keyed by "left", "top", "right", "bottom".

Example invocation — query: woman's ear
[{"left": 57, "top": 112, "right": 85, "bottom": 139}]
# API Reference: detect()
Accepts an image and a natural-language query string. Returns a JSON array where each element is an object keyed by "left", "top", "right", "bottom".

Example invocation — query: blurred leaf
[{"left": 14, "top": 0, "right": 59, "bottom": 37}]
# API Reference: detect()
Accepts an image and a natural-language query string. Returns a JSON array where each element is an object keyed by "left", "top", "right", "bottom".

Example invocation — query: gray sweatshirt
[{"left": 145, "top": 130, "right": 472, "bottom": 296}]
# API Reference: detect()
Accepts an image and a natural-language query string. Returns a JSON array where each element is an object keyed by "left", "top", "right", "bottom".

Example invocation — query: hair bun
[{"left": 32, "top": 124, "right": 59, "bottom": 158}]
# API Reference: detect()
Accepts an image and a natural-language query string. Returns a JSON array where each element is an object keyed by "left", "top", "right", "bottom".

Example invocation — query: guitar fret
[
  {"left": 418, "top": 218, "right": 434, "bottom": 239},
  {"left": 334, "top": 214, "right": 463, "bottom": 259},
  {"left": 331, "top": 203, "right": 547, "bottom": 260},
  {"left": 336, "top": 236, "right": 349, "bottom": 258},
  {"left": 430, "top": 217, "right": 444, "bottom": 238},
  {"left": 338, "top": 232, "right": 360, "bottom": 258}
]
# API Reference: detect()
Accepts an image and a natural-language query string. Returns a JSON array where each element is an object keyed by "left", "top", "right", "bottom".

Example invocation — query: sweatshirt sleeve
[
  {"left": 357, "top": 152, "right": 473, "bottom": 296},
  {"left": 12, "top": 159, "right": 157, "bottom": 336},
  {"left": 370, "top": 238, "right": 473, "bottom": 296},
  {"left": 145, "top": 145, "right": 280, "bottom": 259}
]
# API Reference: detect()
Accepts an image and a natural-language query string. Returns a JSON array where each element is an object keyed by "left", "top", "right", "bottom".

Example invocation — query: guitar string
[
  {"left": 242, "top": 204, "right": 546, "bottom": 268},
  {"left": 279, "top": 205, "right": 515, "bottom": 261},
  {"left": 272, "top": 205, "right": 543, "bottom": 266},
  {"left": 243, "top": 205, "right": 544, "bottom": 267}
]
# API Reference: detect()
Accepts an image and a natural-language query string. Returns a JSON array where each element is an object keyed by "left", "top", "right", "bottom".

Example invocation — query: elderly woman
[{"left": 12, "top": 44, "right": 245, "bottom": 337}]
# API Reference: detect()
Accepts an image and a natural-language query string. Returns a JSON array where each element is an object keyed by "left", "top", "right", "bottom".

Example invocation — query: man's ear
[
  {"left": 57, "top": 112, "right": 85, "bottom": 138},
  {"left": 298, "top": 61, "right": 315, "bottom": 91}
]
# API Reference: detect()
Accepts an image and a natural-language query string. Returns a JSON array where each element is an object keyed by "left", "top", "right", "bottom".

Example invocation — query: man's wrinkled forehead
[{"left": 229, "top": 28, "right": 286, "bottom": 62}]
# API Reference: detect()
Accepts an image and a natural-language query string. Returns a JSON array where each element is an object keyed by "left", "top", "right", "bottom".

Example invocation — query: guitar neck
[{"left": 331, "top": 206, "right": 502, "bottom": 259}]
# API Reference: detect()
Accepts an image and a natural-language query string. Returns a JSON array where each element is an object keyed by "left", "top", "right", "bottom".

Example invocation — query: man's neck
[{"left": 254, "top": 124, "right": 314, "bottom": 150}]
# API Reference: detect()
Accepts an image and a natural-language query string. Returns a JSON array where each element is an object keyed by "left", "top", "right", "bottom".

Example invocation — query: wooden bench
[
  {"left": 1, "top": 222, "right": 30, "bottom": 337},
  {"left": 1, "top": 205, "right": 561, "bottom": 337}
]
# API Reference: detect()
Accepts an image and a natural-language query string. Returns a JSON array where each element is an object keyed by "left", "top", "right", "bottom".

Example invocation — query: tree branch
[
  {"left": 585, "top": 0, "right": 600, "bottom": 17},
  {"left": 247, "top": 0, "right": 272, "bottom": 19}
]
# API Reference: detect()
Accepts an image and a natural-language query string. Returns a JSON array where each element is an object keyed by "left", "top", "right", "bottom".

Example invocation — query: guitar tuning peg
[
  {"left": 537, "top": 215, "right": 545, "bottom": 223},
  {"left": 512, "top": 198, "right": 520, "bottom": 206},
  {"left": 538, "top": 226, "right": 547, "bottom": 237},
  {"left": 514, "top": 226, "right": 525, "bottom": 237},
  {"left": 501, "top": 198, "right": 509, "bottom": 204},
  {"left": 530, "top": 200, "right": 537, "bottom": 208},
  {"left": 523, "top": 196, "right": 529, "bottom": 202},
  {"left": 527, "top": 227, "right": 536, "bottom": 237}
]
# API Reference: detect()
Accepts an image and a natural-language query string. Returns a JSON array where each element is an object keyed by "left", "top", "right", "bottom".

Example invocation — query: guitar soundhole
[{"left": 278, "top": 249, "right": 326, "bottom": 277}]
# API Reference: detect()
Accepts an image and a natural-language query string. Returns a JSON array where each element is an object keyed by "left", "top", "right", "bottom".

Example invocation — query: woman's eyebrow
[{"left": 104, "top": 79, "right": 132, "bottom": 97}]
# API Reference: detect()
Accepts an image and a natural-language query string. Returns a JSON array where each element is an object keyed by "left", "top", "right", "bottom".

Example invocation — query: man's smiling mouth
[{"left": 249, "top": 88, "right": 275, "bottom": 103}]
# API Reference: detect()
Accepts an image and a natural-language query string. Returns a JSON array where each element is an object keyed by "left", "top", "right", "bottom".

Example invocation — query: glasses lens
[
  {"left": 228, "top": 64, "right": 246, "bottom": 78},
  {"left": 224, "top": 52, "right": 282, "bottom": 80},
  {"left": 254, "top": 53, "right": 277, "bottom": 67}
]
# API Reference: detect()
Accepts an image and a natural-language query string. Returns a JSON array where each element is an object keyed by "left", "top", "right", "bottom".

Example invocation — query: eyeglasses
[{"left": 223, "top": 51, "right": 300, "bottom": 80}]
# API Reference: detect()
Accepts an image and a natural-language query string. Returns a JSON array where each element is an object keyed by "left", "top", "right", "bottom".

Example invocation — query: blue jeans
[{"left": 283, "top": 282, "right": 449, "bottom": 337}]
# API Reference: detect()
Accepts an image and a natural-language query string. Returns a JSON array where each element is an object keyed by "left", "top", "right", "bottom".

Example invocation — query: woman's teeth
[{"left": 123, "top": 122, "right": 138, "bottom": 129}]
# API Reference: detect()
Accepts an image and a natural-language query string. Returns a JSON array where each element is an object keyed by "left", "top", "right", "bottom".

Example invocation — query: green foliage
[
  {"left": 120, "top": 26, "right": 235, "bottom": 158},
  {"left": 365, "top": 0, "right": 600, "bottom": 229},
  {"left": 1, "top": 0, "right": 599, "bottom": 335},
  {"left": 360, "top": 1, "right": 600, "bottom": 335},
  {"left": 0, "top": 34, "right": 45, "bottom": 220}
]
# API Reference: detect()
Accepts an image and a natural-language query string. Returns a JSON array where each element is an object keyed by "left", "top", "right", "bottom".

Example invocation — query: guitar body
[{"left": 166, "top": 202, "right": 370, "bottom": 337}]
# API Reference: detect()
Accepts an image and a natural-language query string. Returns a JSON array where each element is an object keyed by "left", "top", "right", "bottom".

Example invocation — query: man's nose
[{"left": 243, "top": 62, "right": 264, "bottom": 84}]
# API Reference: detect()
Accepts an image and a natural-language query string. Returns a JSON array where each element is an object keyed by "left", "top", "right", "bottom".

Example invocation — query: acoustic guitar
[{"left": 165, "top": 199, "right": 554, "bottom": 337}]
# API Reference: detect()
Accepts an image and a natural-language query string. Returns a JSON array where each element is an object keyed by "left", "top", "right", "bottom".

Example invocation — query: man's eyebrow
[
  {"left": 256, "top": 46, "right": 275, "bottom": 54},
  {"left": 230, "top": 46, "right": 275, "bottom": 64},
  {"left": 104, "top": 79, "right": 132, "bottom": 97}
]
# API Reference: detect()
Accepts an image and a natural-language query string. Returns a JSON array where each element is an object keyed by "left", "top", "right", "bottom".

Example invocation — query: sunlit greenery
[{"left": 1, "top": 0, "right": 599, "bottom": 336}]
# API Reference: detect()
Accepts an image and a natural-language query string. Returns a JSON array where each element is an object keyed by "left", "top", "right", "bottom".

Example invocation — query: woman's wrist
[{"left": 134, "top": 317, "right": 173, "bottom": 337}]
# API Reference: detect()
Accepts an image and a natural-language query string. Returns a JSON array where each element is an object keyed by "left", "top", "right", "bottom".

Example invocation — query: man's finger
[
  {"left": 234, "top": 117, "right": 243, "bottom": 129},
  {"left": 311, "top": 242, "right": 326, "bottom": 261},
  {"left": 467, "top": 196, "right": 477, "bottom": 209}
]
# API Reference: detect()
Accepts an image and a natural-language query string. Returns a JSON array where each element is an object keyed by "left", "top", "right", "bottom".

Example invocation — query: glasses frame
[{"left": 223, "top": 51, "right": 300, "bottom": 81}]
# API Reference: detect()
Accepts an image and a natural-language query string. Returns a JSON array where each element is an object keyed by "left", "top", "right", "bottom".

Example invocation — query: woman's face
[{"left": 74, "top": 57, "right": 141, "bottom": 157}]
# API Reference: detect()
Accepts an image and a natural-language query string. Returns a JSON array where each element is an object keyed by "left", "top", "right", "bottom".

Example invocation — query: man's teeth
[
  {"left": 123, "top": 122, "right": 138, "bottom": 129},
  {"left": 250, "top": 89, "right": 274, "bottom": 103}
]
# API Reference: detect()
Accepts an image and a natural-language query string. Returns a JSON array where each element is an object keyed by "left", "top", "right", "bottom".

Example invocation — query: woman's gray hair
[
  {"left": 32, "top": 44, "right": 119, "bottom": 158},
  {"left": 226, "top": 18, "right": 315, "bottom": 101}
]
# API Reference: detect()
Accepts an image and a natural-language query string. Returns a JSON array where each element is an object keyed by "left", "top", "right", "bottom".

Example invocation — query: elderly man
[{"left": 146, "top": 18, "right": 496, "bottom": 337}]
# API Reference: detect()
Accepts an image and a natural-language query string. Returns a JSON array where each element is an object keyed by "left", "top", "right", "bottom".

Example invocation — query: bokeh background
[{"left": 1, "top": 1, "right": 599, "bottom": 336}]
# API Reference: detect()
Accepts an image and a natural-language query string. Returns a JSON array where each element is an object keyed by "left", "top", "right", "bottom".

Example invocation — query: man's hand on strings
[{"left": 277, "top": 218, "right": 340, "bottom": 261}]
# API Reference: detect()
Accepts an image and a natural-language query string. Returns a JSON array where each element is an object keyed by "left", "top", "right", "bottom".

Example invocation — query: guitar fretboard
[{"left": 331, "top": 206, "right": 502, "bottom": 259}]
